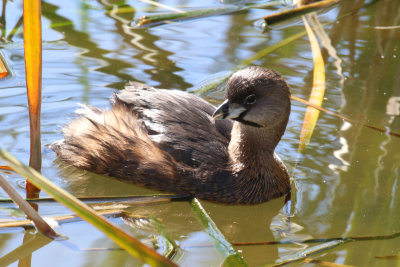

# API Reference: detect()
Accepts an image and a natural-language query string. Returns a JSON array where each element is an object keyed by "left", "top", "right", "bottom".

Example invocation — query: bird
[{"left": 52, "top": 66, "right": 291, "bottom": 204}]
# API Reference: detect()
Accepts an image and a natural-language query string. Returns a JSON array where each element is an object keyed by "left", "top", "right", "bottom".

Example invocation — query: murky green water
[{"left": 0, "top": 0, "right": 400, "bottom": 266}]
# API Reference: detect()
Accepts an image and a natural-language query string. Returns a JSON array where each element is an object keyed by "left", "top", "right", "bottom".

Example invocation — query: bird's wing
[{"left": 114, "top": 82, "right": 232, "bottom": 168}]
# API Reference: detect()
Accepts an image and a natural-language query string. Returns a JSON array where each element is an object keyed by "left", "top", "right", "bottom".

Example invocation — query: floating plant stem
[
  {"left": 0, "top": 210, "right": 123, "bottom": 230},
  {"left": 0, "top": 174, "right": 58, "bottom": 238},
  {"left": 303, "top": 258, "right": 355, "bottom": 267},
  {"left": 150, "top": 217, "right": 180, "bottom": 259},
  {"left": 269, "top": 240, "right": 351, "bottom": 266},
  {"left": 190, "top": 198, "right": 248, "bottom": 267},
  {"left": 233, "top": 229, "right": 400, "bottom": 247},
  {"left": 0, "top": 194, "right": 191, "bottom": 204},
  {"left": 375, "top": 25, "right": 400, "bottom": 30},
  {"left": 0, "top": 149, "right": 177, "bottom": 267},
  {"left": 263, "top": 0, "right": 340, "bottom": 26},
  {"left": 135, "top": 5, "right": 243, "bottom": 27},
  {"left": 135, "top": 1, "right": 282, "bottom": 27}
]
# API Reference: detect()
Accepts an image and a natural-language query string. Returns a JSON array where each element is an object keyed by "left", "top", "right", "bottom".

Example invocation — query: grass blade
[
  {"left": 0, "top": 149, "right": 177, "bottom": 267},
  {"left": 190, "top": 198, "right": 248, "bottom": 266},
  {"left": 23, "top": 0, "right": 42, "bottom": 197},
  {"left": 297, "top": 16, "right": 325, "bottom": 154}
]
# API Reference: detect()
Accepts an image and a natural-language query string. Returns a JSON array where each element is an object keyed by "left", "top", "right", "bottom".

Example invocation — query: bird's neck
[
  {"left": 225, "top": 120, "right": 290, "bottom": 203},
  {"left": 228, "top": 120, "right": 287, "bottom": 171}
]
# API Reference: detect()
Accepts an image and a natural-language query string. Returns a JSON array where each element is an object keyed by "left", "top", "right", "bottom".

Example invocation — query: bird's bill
[{"left": 212, "top": 99, "right": 246, "bottom": 120}]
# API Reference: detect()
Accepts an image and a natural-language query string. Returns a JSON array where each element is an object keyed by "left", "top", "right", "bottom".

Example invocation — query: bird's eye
[{"left": 244, "top": 94, "right": 257, "bottom": 105}]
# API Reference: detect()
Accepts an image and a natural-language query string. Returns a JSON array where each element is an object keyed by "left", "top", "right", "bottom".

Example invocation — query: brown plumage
[{"left": 52, "top": 66, "right": 291, "bottom": 204}]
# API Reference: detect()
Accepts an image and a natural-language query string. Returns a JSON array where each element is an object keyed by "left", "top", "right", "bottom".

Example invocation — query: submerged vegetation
[{"left": 0, "top": 0, "right": 400, "bottom": 266}]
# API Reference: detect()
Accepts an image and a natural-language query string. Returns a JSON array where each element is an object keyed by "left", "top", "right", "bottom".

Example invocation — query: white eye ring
[{"left": 244, "top": 94, "right": 257, "bottom": 105}]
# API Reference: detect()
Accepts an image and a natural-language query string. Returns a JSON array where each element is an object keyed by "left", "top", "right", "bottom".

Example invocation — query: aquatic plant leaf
[
  {"left": 191, "top": 198, "right": 248, "bottom": 267},
  {"left": 23, "top": 0, "right": 42, "bottom": 198},
  {"left": 297, "top": 16, "right": 325, "bottom": 154},
  {"left": 0, "top": 149, "right": 177, "bottom": 267}
]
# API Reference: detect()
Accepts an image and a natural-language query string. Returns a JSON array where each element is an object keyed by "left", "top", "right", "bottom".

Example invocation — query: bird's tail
[{"left": 52, "top": 101, "right": 180, "bottom": 190}]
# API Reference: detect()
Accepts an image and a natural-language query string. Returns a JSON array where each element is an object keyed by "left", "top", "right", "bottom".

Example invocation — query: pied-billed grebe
[{"left": 52, "top": 66, "right": 291, "bottom": 204}]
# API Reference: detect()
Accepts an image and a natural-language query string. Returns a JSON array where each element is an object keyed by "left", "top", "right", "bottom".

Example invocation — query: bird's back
[
  {"left": 115, "top": 83, "right": 232, "bottom": 168},
  {"left": 52, "top": 83, "right": 232, "bottom": 193}
]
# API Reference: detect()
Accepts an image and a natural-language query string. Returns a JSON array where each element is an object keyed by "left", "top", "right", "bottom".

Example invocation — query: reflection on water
[{"left": 0, "top": 0, "right": 400, "bottom": 266}]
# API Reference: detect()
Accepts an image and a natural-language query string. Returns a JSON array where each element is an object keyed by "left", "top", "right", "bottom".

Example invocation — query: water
[{"left": 1, "top": 0, "right": 400, "bottom": 266}]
